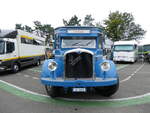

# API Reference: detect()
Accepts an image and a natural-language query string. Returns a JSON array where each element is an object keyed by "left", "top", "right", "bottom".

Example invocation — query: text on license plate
[{"left": 73, "top": 88, "right": 86, "bottom": 92}]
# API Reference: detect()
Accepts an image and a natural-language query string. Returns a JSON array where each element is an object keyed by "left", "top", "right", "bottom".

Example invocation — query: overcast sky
[{"left": 0, "top": 0, "right": 150, "bottom": 43}]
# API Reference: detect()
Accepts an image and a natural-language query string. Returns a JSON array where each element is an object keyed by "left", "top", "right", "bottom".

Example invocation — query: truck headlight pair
[
  {"left": 48, "top": 61, "right": 110, "bottom": 72},
  {"left": 100, "top": 62, "right": 111, "bottom": 71},
  {"left": 48, "top": 61, "right": 57, "bottom": 71}
]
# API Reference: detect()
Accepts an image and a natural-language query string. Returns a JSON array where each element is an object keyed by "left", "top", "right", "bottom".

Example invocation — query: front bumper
[
  {"left": 113, "top": 57, "right": 134, "bottom": 62},
  {"left": 0, "top": 60, "right": 11, "bottom": 72},
  {"left": 0, "top": 66, "right": 8, "bottom": 72},
  {"left": 41, "top": 77, "right": 118, "bottom": 87}
]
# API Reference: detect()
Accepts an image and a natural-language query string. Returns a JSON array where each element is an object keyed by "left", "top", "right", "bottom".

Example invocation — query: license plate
[{"left": 72, "top": 88, "right": 86, "bottom": 92}]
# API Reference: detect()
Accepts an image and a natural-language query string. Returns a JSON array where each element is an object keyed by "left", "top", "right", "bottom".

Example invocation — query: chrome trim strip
[
  {"left": 64, "top": 48, "right": 94, "bottom": 56},
  {"left": 41, "top": 77, "right": 117, "bottom": 82}
]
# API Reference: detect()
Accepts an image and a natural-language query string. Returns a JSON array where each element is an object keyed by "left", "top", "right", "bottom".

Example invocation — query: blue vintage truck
[{"left": 40, "top": 26, "right": 119, "bottom": 98}]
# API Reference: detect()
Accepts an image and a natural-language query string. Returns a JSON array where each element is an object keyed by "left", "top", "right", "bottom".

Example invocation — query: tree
[
  {"left": 15, "top": 24, "right": 24, "bottom": 30},
  {"left": 33, "top": 21, "right": 43, "bottom": 36},
  {"left": 15, "top": 21, "right": 54, "bottom": 44},
  {"left": 83, "top": 14, "right": 95, "bottom": 26},
  {"left": 104, "top": 11, "right": 146, "bottom": 41},
  {"left": 24, "top": 25, "right": 33, "bottom": 33},
  {"left": 42, "top": 24, "right": 54, "bottom": 44},
  {"left": 33, "top": 21, "right": 54, "bottom": 36},
  {"left": 33, "top": 21, "right": 54, "bottom": 44},
  {"left": 63, "top": 15, "right": 81, "bottom": 26},
  {"left": 15, "top": 24, "right": 33, "bottom": 33}
]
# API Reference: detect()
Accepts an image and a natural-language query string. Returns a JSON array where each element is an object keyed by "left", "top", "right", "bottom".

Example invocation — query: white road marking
[
  {"left": 24, "top": 63, "right": 142, "bottom": 84},
  {"left": 117, "top": 64, "right": 129, "bottom": 71},
  {"left": 0, "top": 79, "right": 49, "bottom": 97},
  {"left": 18, "top": 63, "right": 146, "bottom": 101},
  {"left": 1, "top": 79, "right": 150, "bottom": 102},
  {"left": 32, "top": 77, "right": 39, "bottom": 80},
  {"left": 120, "top": 63, "right": 145, "bottom": 83},
  {"left": 120, "top": 76, "right": 131, "bottom": 83},
  {"left": 0, "top": 63, "right": 148, "bottom": 102},
  {"left": 24, "top": 75, "right": 30, "bottom": 77}
]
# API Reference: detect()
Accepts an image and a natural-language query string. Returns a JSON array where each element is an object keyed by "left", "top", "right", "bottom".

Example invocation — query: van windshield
[
  {"left": 0, "top": 40, "right": 5, "bottom": 54},
  {"left": 61, "top": 37, "right": 96, "bottom": 48},
  {"left": 114, "top": 45, "right": 134, "bottom": 51}
]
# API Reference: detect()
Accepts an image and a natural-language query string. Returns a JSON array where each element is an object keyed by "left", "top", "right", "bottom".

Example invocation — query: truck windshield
[
  {"left": 114, "top": 45, "right": 134, "bottom": 51},
  {"left": 144, "top": 45, "right": 150, "bottom": 52},
  {"left": 61, "top": 37, "right": 96, "bottom": 48},
  {"left": 0, "top": 40, "right": 5, "bottom": 54}
]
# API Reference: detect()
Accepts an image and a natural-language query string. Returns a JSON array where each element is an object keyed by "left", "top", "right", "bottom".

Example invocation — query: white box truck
[
  {"left": 0, "top": 29, "right": 45, "bottom": 72},
  {"left": 113, "top": 40, "right": 138, "bottom": 63}
]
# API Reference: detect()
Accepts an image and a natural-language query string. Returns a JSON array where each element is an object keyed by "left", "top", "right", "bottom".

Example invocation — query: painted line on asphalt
[
  {"left": 0, "top": 63, "right": 146, "bottom": 107},
  {"left": 28, "top": 64, "right": 129, "bottom": 73},
  {"left": 29, "top": 68, "right": 42, "bottom": 73},
  {"left": 25, "top": 64, "right": 129, "bottom": 81},
  {"left": 116, "top": 64, "right": 129, "bottom": 71},
  {"left": 32, "top": 77, "right": 39, "bottom": 80},
  {"left": 0, "top": 79, "right": 148, "bottom": 101},
  {"left": 120, "top": 63, "right": 145, "bottom": 83},
  {"left": 24, "top": 75, "right": 30, "bottom": 78},
  {"left": 1, "top": 73, "right": 150, "bottom": 108}
]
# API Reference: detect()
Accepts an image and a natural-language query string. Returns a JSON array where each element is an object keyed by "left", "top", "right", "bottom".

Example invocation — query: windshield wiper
[
  {"left": 72, "top": 42, "right": 85, "bottom": 46},
  {"left": 72, "top": 42, "right": 81, "bottom": 46},
  {"left": 85, "top": 41, "right": 92, "bottom": 46}
]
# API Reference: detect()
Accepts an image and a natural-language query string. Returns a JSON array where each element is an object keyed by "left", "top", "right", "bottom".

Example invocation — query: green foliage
[
  {"left": 15, "top": 24, "right": 24, "bottom": 30},
  {"left": 63, "top": 15, "right": 81, "bottom": 26},
  {"left": 83, "top": 14, "right": 95, "bottom": 26},
  {"left": 104, "top": 11, "right": 146, "bottom": 41},
  {"left": 33, "top": 21, "right": 54, "bottom": 44},
  {"left": 15, "top": 21, "right": 54, "bottom": 44},
  {"left": 15, "top": 24, "right": 33, "bottom": 33},
  {"left": 24, "top": 25, "right": 33, "bottom": 33}
]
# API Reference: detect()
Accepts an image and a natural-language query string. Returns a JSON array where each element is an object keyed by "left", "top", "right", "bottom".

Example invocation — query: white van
[
  {"left": 0, "top": 29, "right": 45, "bottom": 72},
  {"left": 113, "top": 40, "right": 138, "bottom": 63}
]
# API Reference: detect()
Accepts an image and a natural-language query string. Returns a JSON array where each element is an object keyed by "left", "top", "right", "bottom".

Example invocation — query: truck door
[{"left": 5, "top": 41, "right": 16, "bottom": 60}]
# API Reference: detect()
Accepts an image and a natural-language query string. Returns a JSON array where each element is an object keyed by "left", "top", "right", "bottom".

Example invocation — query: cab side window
[{"left": 6, "top": 42, "right": 15, "bottom": 53}]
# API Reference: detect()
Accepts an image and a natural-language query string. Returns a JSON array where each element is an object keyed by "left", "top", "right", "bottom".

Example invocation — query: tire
[
  {"left": 45, "top": 85, "right": 63, "bottom": 98},
  {"left": 12, "top": 63, "right": 19, "bottom": 73},
  {"left": 96, "top": 79, "right": 119, "bottom": 97},
  {"left": 35, "top": 59, "right": 41, "bottom": 66}
]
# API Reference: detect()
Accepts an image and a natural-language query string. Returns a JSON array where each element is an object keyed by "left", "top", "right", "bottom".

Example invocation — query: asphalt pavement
[{"left": 0, "top": 61, "right": 150, "bottom": 113}]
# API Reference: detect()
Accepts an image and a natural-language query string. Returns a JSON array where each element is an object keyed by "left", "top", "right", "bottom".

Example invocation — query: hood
[{"left": 55, "top": 48, "right": 102, "bottom": 56}]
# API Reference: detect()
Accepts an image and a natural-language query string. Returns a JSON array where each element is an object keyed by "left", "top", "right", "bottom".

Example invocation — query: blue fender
[
  {"left": 40, "top": 59, "right": 64, "bottom": 79},
  {"left": 95, "top": 59, "right": 118, "bottom": 78}
]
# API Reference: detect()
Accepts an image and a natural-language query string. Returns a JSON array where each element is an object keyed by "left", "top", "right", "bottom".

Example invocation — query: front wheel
[
  {"left": 95, "top": 80, "right": 119, "bottom": 97},
  {"left": 45, "top": 85, "right": 63, "bottom": 98},
  {"left": 12, "top": 63, "right": 20, "bottom": 73}
]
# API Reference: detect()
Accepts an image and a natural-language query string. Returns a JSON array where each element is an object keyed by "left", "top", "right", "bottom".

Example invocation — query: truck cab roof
[
  {"left": 0, "top": 30, "right": 17, "bottom": 38},
  {"left": 114, "top": 40, "right": 138, "bottom": 45},
  {"left": 55, "top": 26, "right": 102, "bottom": 37}
]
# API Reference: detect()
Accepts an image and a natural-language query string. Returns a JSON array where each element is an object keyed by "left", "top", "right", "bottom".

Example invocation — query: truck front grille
[{"left": 65, "top": 52, "right": 93, "bottom": 78}]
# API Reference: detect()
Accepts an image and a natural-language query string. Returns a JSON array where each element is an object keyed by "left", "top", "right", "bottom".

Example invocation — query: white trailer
[
  {"left": 113, "top": 40, "right": 138, "bottom": 63},
  {"left": 0, "top": 29, "right": 45, "bottom": 72}
]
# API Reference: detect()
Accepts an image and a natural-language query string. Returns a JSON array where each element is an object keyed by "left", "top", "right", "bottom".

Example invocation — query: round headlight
[
  {"left": 48, "top": 61, "right": 57, "bottom": 71},
  {"left": 101, "top": 62, "right": 110, "bottom": 71}
]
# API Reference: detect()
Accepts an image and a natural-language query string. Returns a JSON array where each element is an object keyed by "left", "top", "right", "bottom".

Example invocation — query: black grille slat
[{"left": 65, "top": 52, "right": 93, "bottom": 78}]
